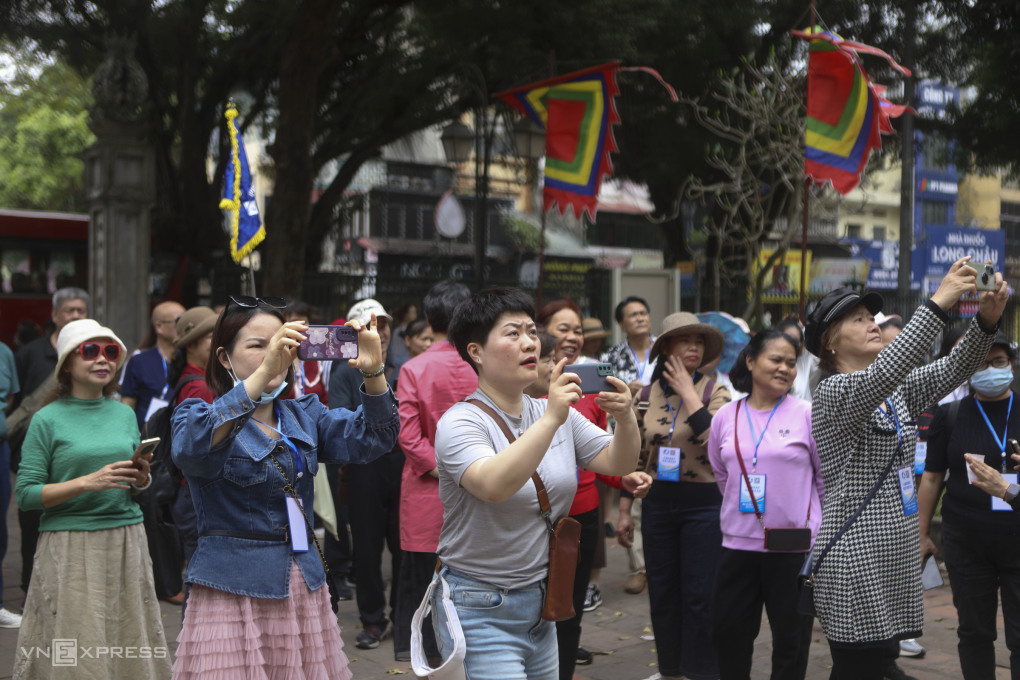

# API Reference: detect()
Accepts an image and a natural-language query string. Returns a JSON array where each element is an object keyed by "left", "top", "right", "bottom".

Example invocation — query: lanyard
[
  {"left": 880, "top": 399, "right": 904, "bottom": 460},
  {"left": 630, "top": 344, "right": 650, "bottom": 380},
  {"left": 252, "top": 405, "right": 304, "bottom": 478},
  {"left": 741, "top": 394, "right": 785, "bottom": 471},
  {"left": 159, "top": 354, "right": 169, "bottom": 398},
  {"left": 663, "top": 397, "right": 685, "bottom": 441},
  {"left": 974, "top": 392, "right": 1014, "bottom": 471}
]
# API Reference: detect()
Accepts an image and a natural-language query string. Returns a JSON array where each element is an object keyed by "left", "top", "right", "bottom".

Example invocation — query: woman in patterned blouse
[{"left": 804, "top": 258, "right": 1008, "bottom": 680}]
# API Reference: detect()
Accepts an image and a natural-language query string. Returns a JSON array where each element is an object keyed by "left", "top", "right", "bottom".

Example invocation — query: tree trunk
[{"left": 262, "top": 0, "right": 340, "bottom": 299}]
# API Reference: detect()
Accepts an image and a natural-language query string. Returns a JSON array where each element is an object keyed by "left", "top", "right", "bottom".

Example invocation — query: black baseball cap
[{"left": 805, "top": 287, "right": 884, "bottom": 356}]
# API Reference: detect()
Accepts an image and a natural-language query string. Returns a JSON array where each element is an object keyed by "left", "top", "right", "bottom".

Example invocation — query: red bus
[{"left": 0, "top": 209, "right": 89, "bottom": 349}]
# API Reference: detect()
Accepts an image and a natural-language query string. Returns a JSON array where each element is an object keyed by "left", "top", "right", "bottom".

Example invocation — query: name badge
[
  {"left": 285, "top": 496, "right": 309, "bottom": 552},
  {"left": 914, "top": 441, "right": 927, "bottom": 475},
  {"left": 898, "top": 467, "right": 918, "bottom": 516},
  {"left": 144, "top": 396, "right": 170, "bottom": 423},
  {"left": 658, "top": 446, "right": 681, "bottom": 482},
  {"left": 739, "top": 474, "right": 766, "bottom": 513},
  {"left": 993, "top": 473, "right": 1019, "bottom": 512}
]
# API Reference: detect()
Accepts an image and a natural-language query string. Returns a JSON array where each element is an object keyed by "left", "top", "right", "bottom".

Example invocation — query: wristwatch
[{"left": 1003, "top": 483, "right": 1020, "bottom": 503}]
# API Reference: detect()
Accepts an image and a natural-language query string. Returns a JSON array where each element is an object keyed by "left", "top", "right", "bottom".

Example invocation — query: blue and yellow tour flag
[{"left": 220, "top": 103, "right": 265, "bottom": 262}]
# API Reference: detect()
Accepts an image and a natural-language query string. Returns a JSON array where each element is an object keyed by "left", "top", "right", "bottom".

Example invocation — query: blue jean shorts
[{"left": 431, "top": 566, "right": 557, "bottom": 680}]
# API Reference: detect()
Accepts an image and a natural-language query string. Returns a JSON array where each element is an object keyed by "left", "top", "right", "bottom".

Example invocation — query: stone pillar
[{"left": 83, "top": 35, "right": 154, "bottom": 350}]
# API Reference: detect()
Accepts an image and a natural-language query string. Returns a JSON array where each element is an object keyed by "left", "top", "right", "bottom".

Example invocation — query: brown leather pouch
[{"left": 541, "top": 515, "right": 582, "bottom": 621}]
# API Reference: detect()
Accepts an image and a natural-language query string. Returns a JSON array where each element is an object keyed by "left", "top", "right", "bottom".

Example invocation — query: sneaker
[
  {"left": 624, "top": 572, "right": 647, "bottom": 594},
  {"left": 394, "top": 650, "right": 411, "bottom": 662},
  {"left": 582, "top": 583, "right": 602, "bottom": 612},
  {"left": 355, "top": 623, "right": 390, "bottom": 649},
  {"left": 899, "top": 638, "right": 925, "bottom": 658},
  {"left": 576, "top": 647, "right": 594, "bottom": 665},
  {"left": 0, "top": 607, "right": 22, "bottom": 628},
  {"left": 884, "top": 661, "right": 919, "bottom": 680}
]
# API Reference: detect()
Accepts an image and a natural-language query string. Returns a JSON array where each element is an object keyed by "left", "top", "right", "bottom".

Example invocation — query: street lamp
[
  {"left": 441, "top": 116, "right": 490, "bottom": 289},
  {"left": 512, "top": 118, "right": 548, "bottom": 304}
]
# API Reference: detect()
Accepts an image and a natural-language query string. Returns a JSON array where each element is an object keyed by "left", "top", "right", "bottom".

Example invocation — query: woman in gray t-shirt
[{"left": 428, "top": 287, "right": 639, "bottom": 679}]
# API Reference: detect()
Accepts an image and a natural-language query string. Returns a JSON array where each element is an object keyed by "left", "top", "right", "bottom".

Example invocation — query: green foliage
[
  {"left": 0, "top": 49, "right": 94, "bottom": 211},
  {"left": 501, "top": 214, "right": 544, "bottom": 253}
]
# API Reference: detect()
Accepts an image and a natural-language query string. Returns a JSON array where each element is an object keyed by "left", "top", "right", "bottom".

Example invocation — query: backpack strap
[
  {"left": 701, "top": 378, "right": 717, "bottom": 407},
  {"left": 945, "top": 398, "right": 962, "bottom": 432}
]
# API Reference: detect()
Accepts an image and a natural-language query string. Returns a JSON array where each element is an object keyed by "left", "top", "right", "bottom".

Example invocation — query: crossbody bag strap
[
  {"left": 811, "top": 451, "right": 897, "bottom": 578},
  {"left": 267, "top": 453, "right": 336, "bottom": 585},
  {"left": 465, "top": 398, "right": 556, "bottom": 533},
  {"left": 733, "top": 401, "right": 765, "bottom": 530}
]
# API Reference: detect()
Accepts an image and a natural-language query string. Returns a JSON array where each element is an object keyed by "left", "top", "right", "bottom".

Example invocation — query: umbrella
[{"left": 697, "top": 311, "right": 751, "bottom": 375}]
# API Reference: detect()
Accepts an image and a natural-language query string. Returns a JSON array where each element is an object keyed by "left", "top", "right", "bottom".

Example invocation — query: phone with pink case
[{"left": 297, "top": 325, "right": 359, "bottom": 361}]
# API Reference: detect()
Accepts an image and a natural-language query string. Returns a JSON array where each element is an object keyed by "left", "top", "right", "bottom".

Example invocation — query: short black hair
[
  {"left": 614, "top": 296, "right": 650, "bottom": 323},
  {"left": 729, "top": 329, "right": 801, "bottom": 394},
  {"left": 449, "top": 287, "right": 536, "bottom": 373},
  {"left": 423, "top": 280, "right": 472, "bottom": 334}
]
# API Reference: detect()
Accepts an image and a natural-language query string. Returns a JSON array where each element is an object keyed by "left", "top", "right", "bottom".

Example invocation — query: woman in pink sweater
[{"left": 707, "top": 328, "right": 824, "bottom": 680}]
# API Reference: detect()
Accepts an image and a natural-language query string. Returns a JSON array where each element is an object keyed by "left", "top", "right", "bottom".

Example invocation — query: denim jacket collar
[{"left": 235, "top": 396, "right": 317, "bottom": 462}]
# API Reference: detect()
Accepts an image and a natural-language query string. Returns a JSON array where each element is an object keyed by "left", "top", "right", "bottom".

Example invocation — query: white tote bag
[{"left": 411, "top": 572, "right": 466, "bottom": 680}]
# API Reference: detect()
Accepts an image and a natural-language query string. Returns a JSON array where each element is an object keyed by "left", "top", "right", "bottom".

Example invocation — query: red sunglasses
[{"left": 78, "top": 342, "right": 121, "bottom": 362}]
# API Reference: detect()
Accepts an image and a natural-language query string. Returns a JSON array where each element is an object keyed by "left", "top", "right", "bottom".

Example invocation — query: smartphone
[
  {"left": 297, "top": 325, "right": 359, "bottom": 361},
  {"left": 135, "top": 437, "right": 160, "bottom": 459},
  {"left": 976, "top": 263, "right": 997, "bottom": 291},
  {"left": 563, "top": 363, "right": 616, "bottom": 395}
]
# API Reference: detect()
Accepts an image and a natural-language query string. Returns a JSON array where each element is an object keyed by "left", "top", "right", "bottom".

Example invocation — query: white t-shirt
[{"left": 435, "top": 389, "right": 612, "bottom": 589}]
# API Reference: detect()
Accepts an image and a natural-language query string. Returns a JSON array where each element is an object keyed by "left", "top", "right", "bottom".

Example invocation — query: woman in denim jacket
[{"left": 170, "top": 296, "right": 399, "bottom": 680}]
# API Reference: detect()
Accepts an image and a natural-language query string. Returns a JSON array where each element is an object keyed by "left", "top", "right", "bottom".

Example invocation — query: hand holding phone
[
  {"left": 133, "top": 437, "right": 159, "bottom": 462},
  {"left": 976, "top": 263, "right": 997, "bottom": 292}
]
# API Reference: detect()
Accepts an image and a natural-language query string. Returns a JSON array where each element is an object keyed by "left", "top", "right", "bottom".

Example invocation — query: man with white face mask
[{"left": 327, "top": 299, "right": 407, "bottom": 658}]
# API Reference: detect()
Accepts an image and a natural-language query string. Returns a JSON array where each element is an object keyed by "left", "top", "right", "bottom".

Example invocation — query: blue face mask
[
  {"left": 225, "top": 353, "right": 289, "bottom": 401},
  {"left": 971, "top": 365, "right": 1014, "bottom": 398}
]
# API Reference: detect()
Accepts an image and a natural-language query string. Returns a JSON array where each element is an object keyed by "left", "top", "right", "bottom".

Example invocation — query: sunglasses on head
[
  {"left": 228, "top": 295, "right": 288, "bottom": 310},
  {"left": 79, "top": 342, "right": 121, "bottom": 362}
]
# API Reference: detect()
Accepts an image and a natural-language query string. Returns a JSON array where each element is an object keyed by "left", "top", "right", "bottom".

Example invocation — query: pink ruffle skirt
[{"left": 172, "top": 562, "right": 350, "bottom": 680}]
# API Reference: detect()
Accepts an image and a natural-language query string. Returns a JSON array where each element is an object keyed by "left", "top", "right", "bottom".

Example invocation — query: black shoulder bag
[{"left": 797, "top": 451, "right": 897, "bottom": 616}]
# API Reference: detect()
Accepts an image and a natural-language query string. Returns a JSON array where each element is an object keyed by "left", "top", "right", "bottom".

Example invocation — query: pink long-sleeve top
[
  {"left": 396, "top": 340, "right": 478, "bottom": 553},
  {"left": 707, "top": 394, "right": 824, "bottom": 552}
]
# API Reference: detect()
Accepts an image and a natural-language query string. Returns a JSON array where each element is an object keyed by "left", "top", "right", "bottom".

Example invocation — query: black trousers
[
  {"left": 322, "top": 463, "right": 354, "bottom": 580},
  {"left": 943, "top": 520, "right": 1020, "bottom": 680},
  {"left": 18, "top": 508, "right": 42, "bottom": 591},
  {"left": 827, "top": 639, "right": 898, "bottom": 680},
  {"left": 555, "top": 508, "right": 600, "bottom": 680},
  {"left": 348, "top": 449, "right": 405, "bottom": 646},
  {"left": 711, "top": 547, "right": 813, "bottom": 680},
  {"left": 397, "top": 550, "right": 440, "bottom": 659}
]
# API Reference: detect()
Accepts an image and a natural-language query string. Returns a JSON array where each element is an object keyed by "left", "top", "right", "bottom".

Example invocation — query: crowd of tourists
[{"left": 0, "top": 254, "right": 1017, "bottom": 680}]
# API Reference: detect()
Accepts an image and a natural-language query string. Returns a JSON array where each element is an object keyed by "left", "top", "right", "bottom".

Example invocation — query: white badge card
[
  {"left": 285, "top": 496, "right": 309, "bottom": 552},
  {"left": 914, "top": 440, "right": 927, "bottom": 475},
  {"left": 144, "top": 396, "right": 170, "bottom": 423},
  {"left": 739, "top": 474, "right": 766, "bottom": 513},
  {"left": 658, "top": 446, "right": 681, "bottom": 482},
  {"left": 992, "top": 473, "right": 1019, "bottom": 512},
  {"left": 899, "top": 467, "right": 918, "bottom": 516}
]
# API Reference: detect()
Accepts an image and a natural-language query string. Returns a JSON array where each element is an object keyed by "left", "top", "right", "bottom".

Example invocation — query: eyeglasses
[
  {"left": 984, "top": 356, "right": 1013, "bottom": 369},
  {"left": 79, "top": 342, "right": 121, "bottom": 362},
  {"left": 228, "top": 295, "right": 288, "bottom": 310}
]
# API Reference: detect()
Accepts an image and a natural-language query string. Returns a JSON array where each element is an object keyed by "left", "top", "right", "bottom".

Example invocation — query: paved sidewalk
[{"left": 1, "top": 484, "right": 1014, "bottom": 678}]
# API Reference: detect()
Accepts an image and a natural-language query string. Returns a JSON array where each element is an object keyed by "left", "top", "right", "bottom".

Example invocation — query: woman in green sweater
[{"left": 13, "top": 319, "right": 172, "bottom": 680}]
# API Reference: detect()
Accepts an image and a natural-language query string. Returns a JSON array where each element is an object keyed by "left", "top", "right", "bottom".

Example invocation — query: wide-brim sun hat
[
  {"left": 174, "top": 306, "right": 219, "bottom": 348},
  {"left": 582, "top": 317, "right": 611, "bottom": 340},
  {"left": 805, "top": 287, "right": 883, "bottom": 356},
  {"left": 648, "top": 312, "right": 724, "bottom": 367},
  {"left": 55, "top": 319, "right": 128, "bottom": 378}
]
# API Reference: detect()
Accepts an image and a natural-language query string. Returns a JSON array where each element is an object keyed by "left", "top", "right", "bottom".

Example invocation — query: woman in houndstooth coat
[{"left": 804, "top": 258, "right": 1010, "bottom": 680}]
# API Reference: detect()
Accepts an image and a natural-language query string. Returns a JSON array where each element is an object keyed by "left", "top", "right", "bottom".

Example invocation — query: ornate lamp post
[
  {"left": 513, "top": 118, "right": 547, "bottom": 304},
  {"left": 441, "top": 117, "right": 490, "bottom": 289}
]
